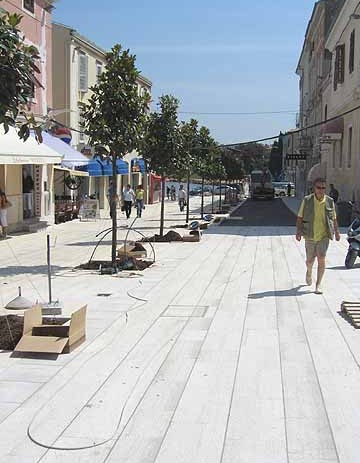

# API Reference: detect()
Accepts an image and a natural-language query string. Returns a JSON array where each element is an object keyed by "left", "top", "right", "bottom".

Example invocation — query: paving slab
[{"left": 0, "top": 196, "right": 359, "bottom": 462}]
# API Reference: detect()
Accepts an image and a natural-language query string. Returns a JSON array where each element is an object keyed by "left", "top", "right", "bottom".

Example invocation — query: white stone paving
[{"left": 0, "top": 197, "right": 359, "bottom": 462}]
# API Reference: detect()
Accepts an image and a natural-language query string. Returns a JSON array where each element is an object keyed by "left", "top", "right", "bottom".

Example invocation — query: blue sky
[{"left": 53, "top": 1, "right": 316, "bottom": 144}]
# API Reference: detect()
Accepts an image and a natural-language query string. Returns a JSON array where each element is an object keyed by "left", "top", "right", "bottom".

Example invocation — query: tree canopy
[{"left": 0, "top": 7, "right": 42, "bottom": 140}]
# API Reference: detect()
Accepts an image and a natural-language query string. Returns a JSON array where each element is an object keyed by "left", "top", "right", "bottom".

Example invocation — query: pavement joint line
[
  {"left": 279, "top": 234, "right": 341, "bottom": 463},
  {"left": 110, "top": 232, "right": 247, "bottom": 463},
  {"left": 32, "top": 234, "right": 224, "bottom": 456},
  {"left": 6, "top": 231, "right": 221, "bottom": 457},
  {"left": 271, "top": 235, "right": 290, "bottom": 463},
  {"left": 219, "top": 232, "right": 259, "bottom": 463}
]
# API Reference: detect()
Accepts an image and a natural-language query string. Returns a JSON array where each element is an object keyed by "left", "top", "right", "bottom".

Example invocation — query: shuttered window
[
  {"left": 334, "top": 44, "right": 345, "bottom": 90},
  {"left": 349, "top": 30, "right": 355, "bottom": 74},
  {"left": 79, "top": 52, "right": 88, "bottom": 93}
]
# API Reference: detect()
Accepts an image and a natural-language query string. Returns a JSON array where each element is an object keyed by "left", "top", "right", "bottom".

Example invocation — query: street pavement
[{"left": 0, "top": 196, "right": 360, "bottom": 463}]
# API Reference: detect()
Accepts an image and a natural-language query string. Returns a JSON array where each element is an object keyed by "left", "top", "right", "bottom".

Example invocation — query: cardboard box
[
  {"left": 15, "top": 305, "right": 87, "bottom": 354},
  {"left": 117, "top": 242, "right": 147, "bottom": 258}
]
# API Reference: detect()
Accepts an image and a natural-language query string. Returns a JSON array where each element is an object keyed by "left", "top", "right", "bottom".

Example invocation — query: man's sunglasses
[{"left": 315, "top": 186, "right": 326, "bottom": 190}]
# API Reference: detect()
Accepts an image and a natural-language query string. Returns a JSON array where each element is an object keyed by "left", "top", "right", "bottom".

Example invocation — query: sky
[{"left": 53, "top": 0, "right": 316, "bottom": 145}]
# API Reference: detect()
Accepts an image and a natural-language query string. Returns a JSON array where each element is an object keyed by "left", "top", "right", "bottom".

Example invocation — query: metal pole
[{"left": 47, "top": 234, "right": 52, "bottom": 303}]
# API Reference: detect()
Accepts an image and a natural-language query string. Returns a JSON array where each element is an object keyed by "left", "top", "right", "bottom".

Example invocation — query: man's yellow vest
[{"left": 302, "top": 194, "right": 335, "bottom": 240}]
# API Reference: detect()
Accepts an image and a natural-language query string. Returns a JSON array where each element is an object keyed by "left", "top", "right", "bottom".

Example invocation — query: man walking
[
  {"left": 329, "top": 183, "right": 339, "bottom": 203},
  {"left": 178, "top": 185, "right": 187, "bottom": 212},
  {"left": 296, "top": 177, "right": 340, "bottom": 294},
  {"left": 135, "top": 185, "right": 145, "bottom": 218},
  {"left": 122, "top": 184, "right": 135, "bottom": 219}
]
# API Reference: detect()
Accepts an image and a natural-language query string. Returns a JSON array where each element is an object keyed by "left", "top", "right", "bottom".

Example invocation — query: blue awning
[
  {"left": 77, "top": 157, "right": 129, "bottom": 176},
  {"left": 117, "top": 159, "right": 129, "bottom": 174},
  {"left": 131, "top": 158, "right": 146, "bottom": 173}
]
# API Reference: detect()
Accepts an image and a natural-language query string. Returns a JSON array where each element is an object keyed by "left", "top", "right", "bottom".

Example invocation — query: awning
[
  {"left": 54, "top": 166, "right": 89, "bottom": 177},
  {"left": 0, "top": 125, "right": 62, "bottom": 165},
  {"left": 31, "top": 131, "right": 90, "bottom": 168},
  {"left": 77, "top": 157, "right": 129, "bottom": 176},
  {"left": 131, "top": 158, "right": 146, "bottom": 173}
]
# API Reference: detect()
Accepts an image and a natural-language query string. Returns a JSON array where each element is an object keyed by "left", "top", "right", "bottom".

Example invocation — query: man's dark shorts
[{"left": 305, "top": 238, "right": 329, "bottom": 260}]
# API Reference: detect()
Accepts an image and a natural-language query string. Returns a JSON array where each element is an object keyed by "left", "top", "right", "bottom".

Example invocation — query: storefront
[
  {"left": 0, "top": 126, "right": 62, "bottom": 232},
  {"left": 131, "top": 158, "right": 148, "bottom": 202},
  {"left": 149, "top": 174, "right": 162, "bottom": 204},
  {"left": 77, "top": 157, "right": 129, "bottom": 214},
  {"left": 36, "top": 131, "right": 91, "bottom": 223}
]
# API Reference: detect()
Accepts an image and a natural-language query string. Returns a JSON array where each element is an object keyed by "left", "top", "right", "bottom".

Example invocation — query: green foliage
[
  {"left": 0, "top": 7, "right": 41, "bottom": 140},
  {"left": 140, "top": 94, "right": 182, "bottom": 176},
  {"left": 82, "top": 44, "right": 150, "bottom": 157}
]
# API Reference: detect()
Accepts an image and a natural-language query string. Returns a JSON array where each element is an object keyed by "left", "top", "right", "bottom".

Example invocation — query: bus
[{"left": 250, "top": 169, "right": 275, "bottom": 200}]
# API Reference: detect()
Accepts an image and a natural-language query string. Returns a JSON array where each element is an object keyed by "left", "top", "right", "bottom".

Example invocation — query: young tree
[
  {"left": 82, "top": 44, "right": 150, "bottom": 266},
  {"left": 140, "top": 95, "right": 182, "bottom": 236},
  {"left": 0, "top": 7, "right": 42, "bottom": 140},
  {"left": 178, "top": 119, "right": 200, "bottom": 223},
  {"left": 196, "top": 126, "right": 218, "bottom": 218}
]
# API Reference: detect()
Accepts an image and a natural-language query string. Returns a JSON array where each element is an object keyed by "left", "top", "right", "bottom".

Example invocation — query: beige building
[
  {"left": 295, "top": 0, "right": 345, "bottom": 198},
  {"left": 52, "top": 23, "right": 152, "bottom": 209},
  {"left": 323, "top": 0, "right": 360, "bottom": 202}
]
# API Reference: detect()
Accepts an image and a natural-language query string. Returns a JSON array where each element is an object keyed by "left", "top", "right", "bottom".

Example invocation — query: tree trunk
[
  {"left": 186, "top": 171, "right": 190, "bottom": 224},
  {"left": 211, "top": 181, "right": 214, "bottom": 214},
  {"left": 111, "top": 154, "right": 117, "bottom": 267},
  {"left": 200, "top": 176, "right": 205, "bottom": 219},
  {"left": 160, "top": 176, "right": 165, "bottom": 236},
  {"left": 219, "top": 178, "right": 222, "bottom": 212}
]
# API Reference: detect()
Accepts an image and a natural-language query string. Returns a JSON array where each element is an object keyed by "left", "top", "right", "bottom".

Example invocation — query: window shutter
[
  {"left": 349, "top": 30, "right": 355, "bottom": 74},
  {"left": 338, "top": 44, "right": 345, "bottom": 83},
  {"left": 79, "top": 53, "right": 88, "bottom": 92}
]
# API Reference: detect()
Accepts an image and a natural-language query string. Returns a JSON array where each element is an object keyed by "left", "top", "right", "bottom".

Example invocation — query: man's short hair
[{"left": 313, "top": 177, "right": 326, "bottom": 186}]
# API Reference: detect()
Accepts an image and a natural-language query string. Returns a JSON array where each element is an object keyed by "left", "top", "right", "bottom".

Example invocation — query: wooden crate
[{"left": 341, "top": 301, "right": 360, "bottom": 328}]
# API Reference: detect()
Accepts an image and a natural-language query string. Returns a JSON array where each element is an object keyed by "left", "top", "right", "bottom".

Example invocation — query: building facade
[
  {"left": 0, "top": 0, "right": 57, "bottom": 232},
  {"left": 295, "top": 0, "right": 345, "bottom": 198},
  {"left": 323, "top": 0, "right": 360, "bottom": 202},
  {"left": 52, "top": 23, "right": 153, "bottom": 210}
]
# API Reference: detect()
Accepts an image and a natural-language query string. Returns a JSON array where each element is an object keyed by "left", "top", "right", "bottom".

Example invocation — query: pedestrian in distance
[
  {"left": 296, "top": 177, "right": 340, "bottom": 294},
  {"left": 167, "top": 186, "right": 170, "bottom": 200},
  {"left": 178, "top": 185, "right": 187, "bottom": 212},
  {"left": 171, "top": 185, "right": 176, "bottom": 201},
  {"left": 0, "top": 188, "right": 11, "bottom": 239},
  {"left": 287, "top": 182, "right": 292, "bottom": 197},
  {"left": 122, "top": 184, "right": 135, "bottom": 219},
  {"left": 135, "top": 184, "right": 145, "bottom": 218},
  {"left": 107, "top": 180, "right": 118, "bottom": 219},
  {"left": 329, "top": 183, "right": 339, "bottom": 203}
]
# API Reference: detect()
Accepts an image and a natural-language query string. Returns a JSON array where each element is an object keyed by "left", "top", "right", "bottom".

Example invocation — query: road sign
[{"left": 286, "top": 154, "right": 307, "bottom": 160}]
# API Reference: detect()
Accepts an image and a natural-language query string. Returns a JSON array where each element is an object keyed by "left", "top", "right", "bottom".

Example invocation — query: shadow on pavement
[
  {"left": 204, "top": 227, "right": 296, "bottom": 237},
  {"left": 328, "top": 264, "right": 360, "bottom": 270},
  {"left": 0, "top": 265, "right": 70, "bottom": 277},
  {"left": 248, "top": 285, "right": 311, "bottom": 299}
]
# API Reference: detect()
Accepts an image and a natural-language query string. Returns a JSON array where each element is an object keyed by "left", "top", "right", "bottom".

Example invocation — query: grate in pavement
[
  {"left": 341, "top": 301, "right": 360, "bottom": 328},
  {"left": 161, "top": 305, "right": 208, "bottom": 318}
]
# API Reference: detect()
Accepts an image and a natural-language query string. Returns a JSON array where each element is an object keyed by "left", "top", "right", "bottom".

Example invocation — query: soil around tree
[{"left": 0, "top": 315, "right": 65, "bottom": 351}]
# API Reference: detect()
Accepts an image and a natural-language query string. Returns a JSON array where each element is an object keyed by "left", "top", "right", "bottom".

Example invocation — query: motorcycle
[{"left": 345, "top": 218, "right": 360, "bottom": 269}]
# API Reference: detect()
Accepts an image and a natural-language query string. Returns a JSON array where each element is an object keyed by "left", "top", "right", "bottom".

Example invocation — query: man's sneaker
[
  {"left": 315, "top": 285, "right": 323, "bottom": 294},
  {"left": 306, "top": 271, "right": 312, "bottom": 286}
]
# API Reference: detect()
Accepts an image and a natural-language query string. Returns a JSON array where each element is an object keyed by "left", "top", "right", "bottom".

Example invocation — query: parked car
[
  {"left": 273, "top": 182, "right": 295, "bottom": 197},
  {"left": 213, "top": 185, "right": 235, "bottom": 195}
]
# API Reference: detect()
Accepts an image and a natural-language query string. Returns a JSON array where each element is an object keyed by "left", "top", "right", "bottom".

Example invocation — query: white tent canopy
[{"left": 0, "top": 125, "right": 62, "bottom": 165}]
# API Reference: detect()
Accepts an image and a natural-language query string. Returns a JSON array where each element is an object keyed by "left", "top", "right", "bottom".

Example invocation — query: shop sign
[
  {"left": 34, "top": 165, "right": 42, "bottom": 217},
  {"left": 286, "top": 154, "right": 307, "bottom": 161},
  {"left": 79, "top": 199, "right": 99, "bottom": 221}
]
